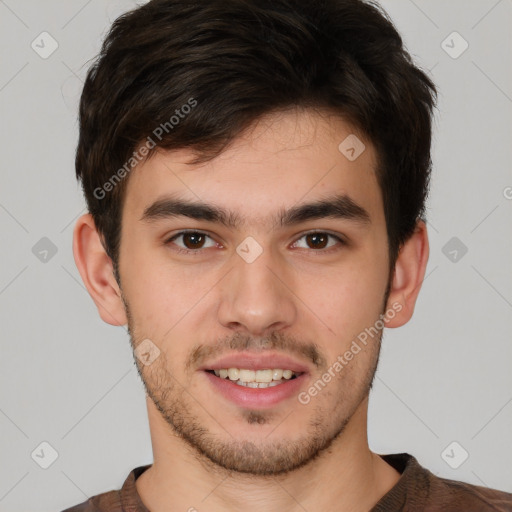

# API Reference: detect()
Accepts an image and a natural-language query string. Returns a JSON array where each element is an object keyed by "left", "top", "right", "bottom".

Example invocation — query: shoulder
[
  {"left": 425, "top": 471, "right": 512, "bottom": 511},
  {"left": 374, "top": 453, "right": 512, "bottom": 512},
  {"left": 60, "top": 464, "right": 152, "bottom": 512},
  {"left": 60, "top": 491, "right": 122, "bottom": 512}
]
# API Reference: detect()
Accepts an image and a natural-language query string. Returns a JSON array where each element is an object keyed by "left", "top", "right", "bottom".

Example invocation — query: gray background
[{"left": 0, "top": 0, "right": 511, "bottom": 511}]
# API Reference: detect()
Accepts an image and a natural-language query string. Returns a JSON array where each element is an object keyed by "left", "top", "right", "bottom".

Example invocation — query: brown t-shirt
[{"left": 61, "top": 453, "right": 512, "bottom": 511}]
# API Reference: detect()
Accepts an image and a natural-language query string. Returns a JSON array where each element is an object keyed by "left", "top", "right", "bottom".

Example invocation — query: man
[{"left": 63, "top": 0, "right": 512, "bottom": 510}]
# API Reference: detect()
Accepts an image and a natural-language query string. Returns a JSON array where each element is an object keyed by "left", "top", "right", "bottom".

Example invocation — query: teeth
[
  {"left": 256, "top": 369, "right": 273, "bottom": 382},
  {"left": 236, "top": 380, "right": 282, "bottom": 388},
  {"left": 272, "top": 369, "right": 283, "bottom": 380},
  {"left": 228, "top": 368, "right": 239, "bottom": 380},
  {"left": 210, "top": 368, "right": 299, "bottom": 385},
  {"left": 239, "top": 369, "right": 256, "bottom": 382}
]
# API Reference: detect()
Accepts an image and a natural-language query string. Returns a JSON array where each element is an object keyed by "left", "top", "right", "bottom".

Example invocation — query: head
[{"left": 73, "top": 0, "right": 436, "bottom": 476}]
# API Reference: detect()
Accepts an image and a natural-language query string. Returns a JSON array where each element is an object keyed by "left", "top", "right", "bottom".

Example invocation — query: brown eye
[
  {"left": 166, "top": 231, "right": 216, "bottom": 253},
  {"left": 293, "top": 232, "right": 345, "bottom": 252},
  {"left": 181, "top": 232, "right": 206, "bottom": 249},
  {"left": 305, "top": 233, "right": 329, "bottom": 249}
]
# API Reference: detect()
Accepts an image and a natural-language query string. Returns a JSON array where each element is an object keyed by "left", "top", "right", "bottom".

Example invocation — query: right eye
[{"left": 164, "top": 230, "right": 219, "bottom": 254}]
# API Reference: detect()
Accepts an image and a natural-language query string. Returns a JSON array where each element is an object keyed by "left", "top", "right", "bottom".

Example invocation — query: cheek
[
  {"left": 306, "top": 259, "right": 387, "bottom": 343},
  {"left": 122, "top": 238, "right": 186, "bottom": 306},
  {"left": 122, "top": 253, "right": 217, "bottom": 361}
]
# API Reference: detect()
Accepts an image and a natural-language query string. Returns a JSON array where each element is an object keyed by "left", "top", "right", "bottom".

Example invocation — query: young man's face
[{"left": 89, "top": 109, "right": 415, "bottom": 475}]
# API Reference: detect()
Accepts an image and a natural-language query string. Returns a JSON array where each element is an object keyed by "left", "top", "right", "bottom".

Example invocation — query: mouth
[
  {"left": 201, "top": 357, "right": 309, "bottom": 409},
  {"left": 205, "top": 368, "right": 304, "bottom": 388},
  {"left": 199, "top": 352, "right": 311, "bottom": 408}
]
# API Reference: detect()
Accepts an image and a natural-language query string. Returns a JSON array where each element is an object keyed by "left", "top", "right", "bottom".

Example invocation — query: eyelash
[{"left": 164, "top": 230, "right": 347, "bottom": 256}]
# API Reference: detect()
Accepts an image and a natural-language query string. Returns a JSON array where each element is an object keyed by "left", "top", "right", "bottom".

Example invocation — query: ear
[
  {"left": 72, "top": 213, "right": 128, "bottom": 326},
  {"left": 384, "top": 219, "right": 429, "bottom": 328}
]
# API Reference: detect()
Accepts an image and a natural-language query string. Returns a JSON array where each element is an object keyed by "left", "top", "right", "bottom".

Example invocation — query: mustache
[{"left": 186, "top": 331, "right": 326, "bottom": 371}]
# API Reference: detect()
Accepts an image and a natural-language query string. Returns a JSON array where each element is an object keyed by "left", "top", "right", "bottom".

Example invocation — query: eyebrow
[{"left": 140, "top": 193, "right": 371, "bottom": 230}]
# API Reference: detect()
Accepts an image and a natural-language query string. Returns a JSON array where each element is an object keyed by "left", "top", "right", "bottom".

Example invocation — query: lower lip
[{"left": 203, "top": 371, "right": 307, "bottom": 409}]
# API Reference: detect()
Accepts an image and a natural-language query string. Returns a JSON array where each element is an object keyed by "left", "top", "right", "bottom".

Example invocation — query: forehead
[{"left": 122, "top": 108, "right": 384, "bottom": 227}]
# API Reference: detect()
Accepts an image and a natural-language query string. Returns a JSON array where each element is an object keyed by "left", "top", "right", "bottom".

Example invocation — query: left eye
[
  {"left": 292, "top": 232, "right": 344, "bottom": 251},
  {"left": 165, "top": 231, "right": 344, "bottom": 254}
]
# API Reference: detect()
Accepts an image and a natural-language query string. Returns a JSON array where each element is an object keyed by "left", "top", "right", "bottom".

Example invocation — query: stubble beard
[
  {"left": 126, "top": 323, "right": 382, "bottom": 476},
  {"left": 120, "top": 277, "right": 390, "bottom": 477}
]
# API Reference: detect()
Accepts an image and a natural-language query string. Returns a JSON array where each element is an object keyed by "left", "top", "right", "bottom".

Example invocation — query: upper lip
[{"left": 199, "top": 352, "right": 311, "bottom": 374}]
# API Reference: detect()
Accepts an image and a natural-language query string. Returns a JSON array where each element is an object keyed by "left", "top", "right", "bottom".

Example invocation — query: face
[{"left": 117, "top": 108, "right": 391, "bottom": 475}]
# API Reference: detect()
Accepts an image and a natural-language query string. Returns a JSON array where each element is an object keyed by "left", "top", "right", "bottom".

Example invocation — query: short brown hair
[{"left": 75, "top": 0, "right": 437, "bottom": 282}]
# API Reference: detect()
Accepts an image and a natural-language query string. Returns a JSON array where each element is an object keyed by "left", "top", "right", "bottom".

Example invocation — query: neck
[{"left": 136, "top": 397, "right": 401, "bottom": 512}]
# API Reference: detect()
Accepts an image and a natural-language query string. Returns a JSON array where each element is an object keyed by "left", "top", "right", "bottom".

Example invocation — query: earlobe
[
  {"left": 72, "top": 213, "right": 128, "bottom": 327},
  {"left": 384, "top": 220, "right": 429, "bottom": 328}
]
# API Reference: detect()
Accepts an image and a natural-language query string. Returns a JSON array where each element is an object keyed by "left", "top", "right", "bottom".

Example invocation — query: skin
[{"left": 73, "top": 107, "right": 429, "bottom": 512}]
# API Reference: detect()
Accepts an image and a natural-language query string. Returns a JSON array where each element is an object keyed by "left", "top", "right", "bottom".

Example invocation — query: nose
[{"left": 217, "top": 244, "right": 297, "bottom": 336}]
